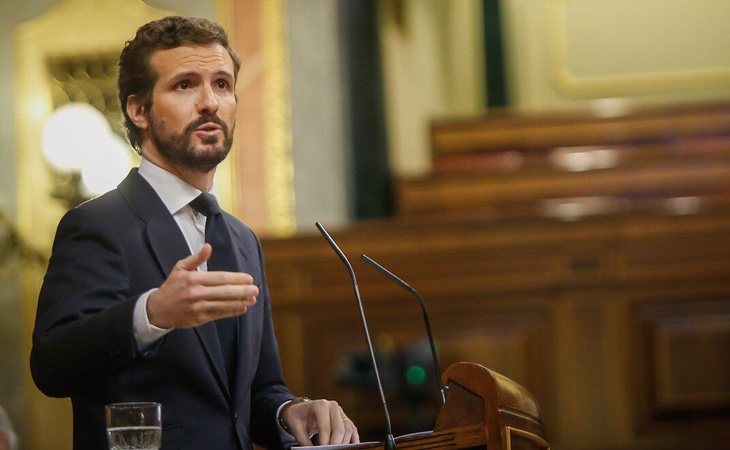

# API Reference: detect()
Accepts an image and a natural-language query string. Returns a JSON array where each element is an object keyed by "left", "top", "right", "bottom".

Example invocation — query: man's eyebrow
[
  {"left": 168, "top": 70, "right": 199, "bottom": 82},
  {"left": 212, "top": 69, "right": 235, "bottom": 79},
  {"left": 168, "top": 69, "right": 234, "bottom": 80}
]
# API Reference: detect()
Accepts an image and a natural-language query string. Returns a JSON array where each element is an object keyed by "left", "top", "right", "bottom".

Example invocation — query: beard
[{"left": 149, "top": 112, "right": 234, "bottom": 173}]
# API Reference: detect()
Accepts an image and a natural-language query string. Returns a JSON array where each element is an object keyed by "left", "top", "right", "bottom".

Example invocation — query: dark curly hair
[{"left": 118, "top": 16, "right": 241, "bottom": 153}]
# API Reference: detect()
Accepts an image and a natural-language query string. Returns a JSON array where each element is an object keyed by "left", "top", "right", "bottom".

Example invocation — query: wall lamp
[{"left": 42, "top": 102, "right": 134, "bottom": 209}]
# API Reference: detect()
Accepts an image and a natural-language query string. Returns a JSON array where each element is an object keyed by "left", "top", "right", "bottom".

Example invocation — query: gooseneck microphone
[
  {"left": 361, "top": 254, "right": 447, "bottom": 404},
  {"left": 315, "top": 222, "right": 397, "bottom": 450}
]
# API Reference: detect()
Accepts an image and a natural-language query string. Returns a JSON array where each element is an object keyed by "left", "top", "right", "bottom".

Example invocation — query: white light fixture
[
  {"left": 80, "top": 133, "right": 134, "bottom": 196},
  {"left": 42, "top": 102, "right": 134, "bottom": 204},
  {"left": 42, "top": 103, "right": 112, "bottom": 172}
]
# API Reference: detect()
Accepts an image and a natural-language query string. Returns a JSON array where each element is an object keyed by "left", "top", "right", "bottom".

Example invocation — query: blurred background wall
[{"left": 2, "top": 0, "right": 730, "bottom": 449}]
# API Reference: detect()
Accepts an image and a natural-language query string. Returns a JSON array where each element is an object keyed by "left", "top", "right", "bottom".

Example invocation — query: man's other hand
[{"left": 283, "top": 399, "right": 359, "bottom": 446}]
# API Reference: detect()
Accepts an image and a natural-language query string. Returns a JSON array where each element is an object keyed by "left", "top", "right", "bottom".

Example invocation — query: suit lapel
[
  {"left": 118, "top": 169, "right": 190, "bottom": 277},
  {"left": 221, "top": 215, "right": 258, "bottom": 403},
  {"left": 117, "top": 170, "right": 232, "bottom": 399},
  {"left": 146, "top": 218, "right": 189, "bottom": 276},
  {"left": 195, "top": 322, "right": 231, "bottom": 399},
  {"left": 223, "top": 215, "right": 250, "bottom": 402},
  {"left": 225, "top": 217, "right": 268, "bottom": 406}
]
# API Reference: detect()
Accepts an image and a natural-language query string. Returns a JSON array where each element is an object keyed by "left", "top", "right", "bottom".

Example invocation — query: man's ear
[{"left": 126, "top": 94, "right": 149, "bottom": 130}]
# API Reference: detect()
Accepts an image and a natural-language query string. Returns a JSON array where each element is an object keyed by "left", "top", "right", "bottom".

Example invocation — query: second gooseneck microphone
[
  {"left": 361, "top": 254, "right": 447, "bottom": 404},
  {"left": 315, "top": 222, "right": 396, "bottom": 450}
]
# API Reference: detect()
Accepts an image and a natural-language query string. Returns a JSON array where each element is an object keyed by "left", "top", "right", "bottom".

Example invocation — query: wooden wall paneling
[
  {"left": 618, "top": 219, "right": 730, "bottom": 284},
  {"left": 550, "top": 289, "right": 631, "bottom": 448},
  {"left": 272, "top": 313, "right": 306, "bottom": 393},
  {"left": 636, "top": 299, "right": 730, "bottom": 416},
  {"left": 631, "top": 294, "right": 730, "bottom": 448}
]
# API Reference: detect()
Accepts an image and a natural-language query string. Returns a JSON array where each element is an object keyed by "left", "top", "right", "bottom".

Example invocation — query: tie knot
[{"left": 189, "top": 192, "right": 221, "bottom": 217}]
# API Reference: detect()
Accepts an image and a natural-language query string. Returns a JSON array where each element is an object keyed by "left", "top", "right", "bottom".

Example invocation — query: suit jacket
[{"left": 31, "top": 169, "right": 295, "bottom": 450}]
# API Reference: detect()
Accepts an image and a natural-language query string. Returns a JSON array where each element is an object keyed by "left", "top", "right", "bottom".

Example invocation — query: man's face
[{"left": 146, "top": 43, "right": 237, "bottom": 173}]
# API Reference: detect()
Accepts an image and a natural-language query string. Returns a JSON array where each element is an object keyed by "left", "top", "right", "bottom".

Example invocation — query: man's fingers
[
  {"left": 350, "top": 421, "right": 360, "bottom": 444},
  {"left": 177, "top": 243, "right": 212, "bottom": 271},
  {"left": 335, "top": 416, "right": 358, "bottom": 444},
  {"left": 330, "top": 415, "right": 346, "bottom": 444},
  {"left": 195, "top": 270, "right": 255, "bottom": 287},
  {"left": 342, "top": 418, "right": 359, "bottom": 444},
  {"left": 288, "top": 420, "right": 313, "bottom": 447},
  {"left": 189, "top": 283, "right": 259, "bottom": 302},
  {"left": 203, "top": 298, "right": 255, "bottom": 316},
  {"left": 341, "top": 422, "right": 353, "bottom": 445},
  {"left": 283, "top": 402, "right": 314, "bottom": 447},
  {"left": 311, "top": 400, "right": 335, "bottom": 445}
]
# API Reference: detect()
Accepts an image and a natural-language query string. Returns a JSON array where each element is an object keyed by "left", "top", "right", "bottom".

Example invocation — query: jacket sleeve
[{"left": 30, "top": 206, "right": 139, "bottom": 398}]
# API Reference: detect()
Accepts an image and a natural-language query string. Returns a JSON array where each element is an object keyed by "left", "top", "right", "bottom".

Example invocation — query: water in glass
[
  {"left": 107, "top": 425, "right": 161, "bottom": 450},
  {"left": 106, "top": 402, "right": 162, "bottom": 450}
]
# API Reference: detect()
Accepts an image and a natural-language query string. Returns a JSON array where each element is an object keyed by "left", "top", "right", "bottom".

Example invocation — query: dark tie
[{"left": 189, "top": 192, "right": 238, "bottom": 390}]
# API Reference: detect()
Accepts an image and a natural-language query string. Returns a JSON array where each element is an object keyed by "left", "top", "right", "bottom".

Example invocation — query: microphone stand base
[{"left": 384, "top": 434, "right": 396, "bottom": 450}]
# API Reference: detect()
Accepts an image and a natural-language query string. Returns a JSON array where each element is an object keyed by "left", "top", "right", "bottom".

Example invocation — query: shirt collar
[{"left": 138, "top": 157, "right": 204, "bottom": 215}]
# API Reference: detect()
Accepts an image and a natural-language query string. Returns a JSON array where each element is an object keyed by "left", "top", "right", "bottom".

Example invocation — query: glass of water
[{"left": 105, "top": 402, "right": 161, "bottom": 450}]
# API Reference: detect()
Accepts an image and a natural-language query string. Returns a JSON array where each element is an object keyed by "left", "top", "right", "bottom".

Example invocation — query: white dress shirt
[{"left": 132, "top": 157, "right": 210, "bottom": 349}]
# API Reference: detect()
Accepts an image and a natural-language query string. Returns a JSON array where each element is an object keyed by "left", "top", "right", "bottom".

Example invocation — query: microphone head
[{"left": 316, "top": 222, "right": 351, "bottom": 267}]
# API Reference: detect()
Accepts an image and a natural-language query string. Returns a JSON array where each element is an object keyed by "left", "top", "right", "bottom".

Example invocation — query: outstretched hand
[
  {"left": 283, "top": 399, "right": 359, "bottom": 446},
  {"left": 146, "top": 243, "right": 258, "bottom": 329}
]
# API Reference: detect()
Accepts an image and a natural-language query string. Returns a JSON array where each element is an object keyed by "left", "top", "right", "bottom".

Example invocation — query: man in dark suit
[{"left": 31, "top": 16, "right": 358, "bottom": 450}]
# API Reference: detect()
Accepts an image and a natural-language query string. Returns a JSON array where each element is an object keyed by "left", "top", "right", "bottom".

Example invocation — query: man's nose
[{"left": 197, "top": 84, "right": 219, "bottom": 114}]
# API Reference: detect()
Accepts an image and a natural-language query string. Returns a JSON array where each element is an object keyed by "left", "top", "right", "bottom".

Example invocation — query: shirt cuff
[
  {"left": 133, "top": 288, "right": 173, "bottom": 351},
  {"left": 277, "top": 400, "right": 294, "bottom": 437}
]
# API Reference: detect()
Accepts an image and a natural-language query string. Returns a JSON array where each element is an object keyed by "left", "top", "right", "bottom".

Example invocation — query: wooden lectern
[{"left": 351, "top": 362, "right": 549, "bottom": 450}]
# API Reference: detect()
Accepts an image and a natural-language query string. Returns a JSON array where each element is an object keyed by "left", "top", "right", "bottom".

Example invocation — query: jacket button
[{"left": 233, "top": 411, "right": 238, "bottom": 419}]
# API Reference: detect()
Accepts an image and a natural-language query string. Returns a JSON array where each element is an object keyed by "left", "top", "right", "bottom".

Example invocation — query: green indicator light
[{"left": 406, "top": 365, "right": 426, "bottom": 386}]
